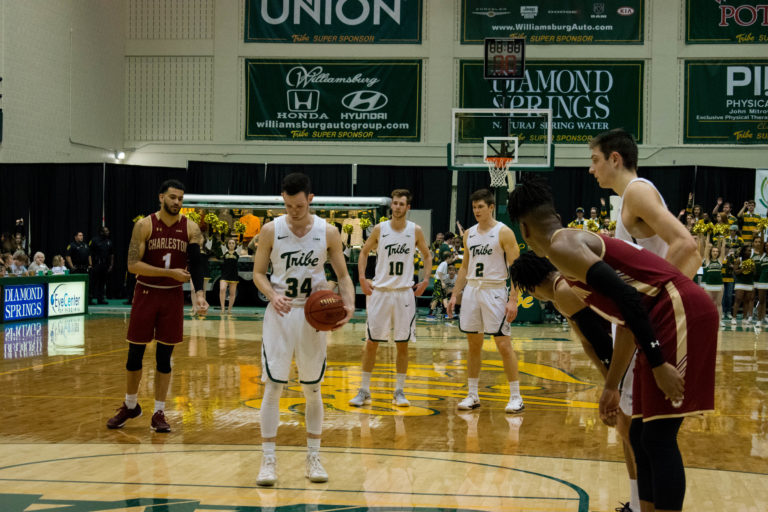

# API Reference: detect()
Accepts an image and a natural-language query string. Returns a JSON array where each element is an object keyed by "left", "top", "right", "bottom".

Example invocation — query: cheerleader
[
  {"left": 219, "top": 238, "right": 239, "bottom": 315},
  {"left": 702, "top": 237, "right": 726, "bottom": 327},
  {"left": 752, "top": 237, "right": 768, "bottom": 328},
  {"left": 731, "top": 245, "right": 756, "bottom": 325}
]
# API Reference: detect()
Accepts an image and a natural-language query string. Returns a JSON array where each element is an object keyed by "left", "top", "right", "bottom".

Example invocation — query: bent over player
[
  {"left": 508, "top": 178, "right": 717, "bottom": 512},
  {"left": 106, "top": 179, "right": 209, "bottom": 433},
  {"left": 253, "top": 173, "right": 354, "bottom": 486},
  {"left": 349, "top": 189, "right": 432, "bottom": 408}
]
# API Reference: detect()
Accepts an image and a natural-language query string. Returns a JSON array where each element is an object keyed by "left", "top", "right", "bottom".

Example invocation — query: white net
[{"left": 485, "top": 157, "right": 514, "bottom": 188}]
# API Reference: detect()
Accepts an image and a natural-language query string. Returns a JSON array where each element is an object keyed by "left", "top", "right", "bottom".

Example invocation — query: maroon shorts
[
  {"left": 126, "top": 282, "right": 184, "bottom": 345},
  {"left": 632, "top": 279, "right": 717, "bottom": 421}
]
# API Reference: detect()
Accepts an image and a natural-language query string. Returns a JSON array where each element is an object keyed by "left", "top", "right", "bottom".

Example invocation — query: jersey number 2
[
  {"left": 475, "top": 262, "right": 484, "bottom": 278},
  {"left": 286, "top": 277, "right": 312, "bottom": 298}
]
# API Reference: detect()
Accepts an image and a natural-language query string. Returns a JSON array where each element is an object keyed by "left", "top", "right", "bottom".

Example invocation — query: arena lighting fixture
[{"left": 115, "top": 151, "right": 125, "bottom": 160}]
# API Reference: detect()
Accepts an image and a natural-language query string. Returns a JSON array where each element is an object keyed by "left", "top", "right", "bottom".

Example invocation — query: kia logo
[
  {"left": 617, "top": 7, "right": 634, "bottom": 15},
  {"left": 341, "top": 90, "right": 388, "bottom": 112}
]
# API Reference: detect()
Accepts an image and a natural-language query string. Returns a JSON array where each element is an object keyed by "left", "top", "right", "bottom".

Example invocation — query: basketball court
[{"left": 0, "top": 310, "right": 766, "bottom": 511}]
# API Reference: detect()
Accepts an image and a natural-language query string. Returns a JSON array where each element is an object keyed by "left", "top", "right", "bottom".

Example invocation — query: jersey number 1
[
  {"left": 286, "top": 277, "right": 312, "bottom": 298},
  {"left": 163, "top": 253, "right": 171, "bottom": 269}
]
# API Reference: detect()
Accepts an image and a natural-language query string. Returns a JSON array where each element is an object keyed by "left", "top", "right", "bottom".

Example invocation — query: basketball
[{"left": 304, "top": 290, "right": 346, "bottom": 331}]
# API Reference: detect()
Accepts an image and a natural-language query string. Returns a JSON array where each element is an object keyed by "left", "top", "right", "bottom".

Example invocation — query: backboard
[{"left": 449, "top": 108, "right": 554, "bottom": 171}]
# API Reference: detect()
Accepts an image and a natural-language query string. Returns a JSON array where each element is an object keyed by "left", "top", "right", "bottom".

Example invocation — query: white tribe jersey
[
  {"left": 466, "top": 222, "right": 509, "bottom": 282},
  {"left": 269, "top": 215, "right": 328, "bottom": 305},
  {"left": 373, "top": 220, "right": 416, "bottom": 288},
  {"left": 615, "top": 177, "right": 670, "bottom": 257}
]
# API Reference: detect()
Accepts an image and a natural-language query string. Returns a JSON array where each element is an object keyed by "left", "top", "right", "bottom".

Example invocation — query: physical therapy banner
[
  {"left": 459, "top": 60, "right": 644, "bottom": 143},
  {"left": 244, "top": 0, "right": 422, "bottom": 44},
  {"left": 686, "top": 0, "right": 768, "bottom": 44},
  {"left": 460, "top": 0, "right": 644, "bottom": 44},
  {"left": 684, "top": 60, "right": 768, "bottom": 144},
  {"left": 245, "top": 59, "right": 421, "bottom": 142}
]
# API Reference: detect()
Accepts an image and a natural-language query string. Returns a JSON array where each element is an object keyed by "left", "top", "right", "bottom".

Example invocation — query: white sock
[
  {"left": 154, "top": 400, "right": 165, "bottom": 413},
  {"left": 468, "top": 378, "right": 479, "bottom": 396},
  {"left": 395, "top": 373, "right": 406, "bottom": 391},
  {"left": 509, "top": 381, "right": 521, "bottom": 398},
  {"left": 125, "top": 394, "right": 138, "bottom": 409},
  {"left": 630, "top": 479, "right": 640, "bottom": 511},
  {"left": 307, "top": 437, "right": 321, "bottom": 454},
  {"left": 262, "top": 441, "right": 276, "bottom": 457},
  {"left": 361, "top": 371, "right": 372, "bottom": 392}
]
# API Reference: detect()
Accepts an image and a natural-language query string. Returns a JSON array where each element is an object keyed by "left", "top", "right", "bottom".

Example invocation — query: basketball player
[
  {"left": 348, "top": 189, "right": 432, "bottom": 408},
  {"left": 106, "top": 179, "right": 209, "bottom": 433},
  {"left": 589, "top": 128, "right": 700, "bottom": 512},
  {"left": 508, "top": 178, "right": 717, "bottom": 512},
  {"left": 447, "top": 189, "right": 524, "bottom": 413},
  {"left": 252, "top": 173, "right": 354, "bottom": 486}
]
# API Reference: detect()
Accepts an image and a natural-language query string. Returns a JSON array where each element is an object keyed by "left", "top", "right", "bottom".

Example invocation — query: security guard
[
  {"left": 66, "top": 232, "right": 91, "bottom": 275},
  {"left": 89, "top": 226, "right": 115, "bottom": 304}
]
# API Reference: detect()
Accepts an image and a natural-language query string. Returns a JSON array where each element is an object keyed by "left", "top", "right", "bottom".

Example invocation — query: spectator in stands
[
  {"left": 27, "top": 252, "right": 49, "bottom": 275},
  {"left": 712, "top": 198, "right": 737, "bottom": 225},
  {"left": 448, "top": 233, "right": 463, "bottom": 262},
  {"left": 11, "top": 232, "right": 27, "bottom": 255},
  {"left": 0, "top": 260, "right": 6, "bottom": 277},
  {"left": 10, "top": 251, "right": 28, "bottom": 276},
  {"left": 589, "top": 207, "right": 600, "bottom": 223},
  {"left": 431, "top": 232, "right": 448, "bottom": 259},
  {"left": 738, "top": 199, "right": 762, "bottom": 244},
  {"left": 2, "top": 253, "right": 12, "bottom": 270},
  {"left": 51, "top": 255, "right": 67, "bottom": 274},
  {"left": 599, "top": 197, "right": 609, "bottom": 219},
  {"left": 427, "top": 251, "right": 453, "bottom": 320},
  {"left": 570, "top": 207, "right": 586, "bottom": 229},
  {"left": 89, "top": 226, "right": 114, "bottom": 304},
  {"left": 0, "top": 233, "right": 12, "bottom": 254},
  {"left": 599, "top": 217, "right": 614, "bottom": 237},
  {"left": 66, "top": 231, "right": 90, "bottom": 274}
]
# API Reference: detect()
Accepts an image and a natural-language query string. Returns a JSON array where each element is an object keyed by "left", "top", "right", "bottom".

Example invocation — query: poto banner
[
  {"left": 684, "top": 60, "right": 768, "bottom": 144},
  {"left": 459, "top": 60, "right": 644, "bottom": 143},
  {"left": 686, "top": 0, "right": 768, "bottom": 44},
  {"left": 245, "top": 59, "right": 421, "bottom": 142},
  {"left": 460, "top": 0, "right": 644, "bottom": 44},
  {"left": 244, "top": 0, "right": 422, "bottom": 44}
]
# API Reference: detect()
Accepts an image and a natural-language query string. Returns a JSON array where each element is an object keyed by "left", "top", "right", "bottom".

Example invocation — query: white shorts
[
  {"left": 754, "top": 282, "right": 768, "bottom": 290},
  {"left": 458, "top": 285, "right": 510, "bottom": 336},
  {"left": 735, "top": 283, "right": 754, "bottom": 291},
  {"left": 261, "top": 304, "right": 327, "bottom": 384},
  {"left": 365, "top": 288, "right": 416, "bottom": 342},
  {"left": 612, "top": 323, "right": 635, "bottom": 416},
  {"left": 703, "top": 283, "right": 724, "bottom": 292}
]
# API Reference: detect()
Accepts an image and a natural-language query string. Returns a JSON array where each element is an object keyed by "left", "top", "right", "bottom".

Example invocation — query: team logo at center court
[{"left": 341, "top": 90, "right": 388, "bottom": 112}]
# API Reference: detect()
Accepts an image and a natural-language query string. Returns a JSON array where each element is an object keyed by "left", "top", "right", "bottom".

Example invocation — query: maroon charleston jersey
[
  {"left": 561, "top": 231, "right": 717, "bottom": 420},
  {"left": 138, "top": 213, "right": 189, "bottom": 288}
]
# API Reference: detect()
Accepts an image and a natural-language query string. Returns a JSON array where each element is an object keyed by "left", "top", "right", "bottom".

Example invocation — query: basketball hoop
[{"left": 485, "top": 156, "right": 514, "bottom": 188}]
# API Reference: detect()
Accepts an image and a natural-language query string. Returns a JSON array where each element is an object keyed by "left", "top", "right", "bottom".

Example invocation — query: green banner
[
  {"left": 461, "top": 0, "right": 643, "bottom": 45},
  {"left": 684, "top": 60, "right": 768, "bottom": 144},
  {"left": 245, "top": 60, "right": 421, "bottom": 142},
  {"left": 459, "top": 60, "right": 644, "bottom": 143},
  {"left": 686, "top": 0, "right": 768, "bottom": 44},
  {"left": 245, "top": 0, "right": 422, "bottom": 44}
]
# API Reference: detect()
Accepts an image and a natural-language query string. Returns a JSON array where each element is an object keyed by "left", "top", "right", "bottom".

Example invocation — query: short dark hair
[
  {"left": 590, "top": 128, "right": 638, "bottom": 170},
  {"left": 391, "top": 189, "right": 412, "bottom": 204},
  {"left": 509, "top": 252, "right": 557, "bottom": 295},
  {"left": 159, "top": 179, "right": 185, "bottom": 194},
  {"left": 507, "top": 176, "right": 557, "bottom": 222},
  {"left": 282, "top": 173, "right": 312, "bottom": 196},
  {"left": 470, "top": 188, "right": 495, "bottom": 206}
]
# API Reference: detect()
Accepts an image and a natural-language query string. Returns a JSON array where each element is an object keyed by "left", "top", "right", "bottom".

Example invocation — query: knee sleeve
[
  {"left": 126, "top": 343, "right": 147, "bottom": 372},
  {"left": 629, "top": 417, "right": 654, "bottom": 504},
  {"left": 155, "top": 343, "right": 174, "bottom": 374},
  {"left": 641, "top": 418, "right": 685, "bottom": 510},
  {"left": 260, "top": 381, "right": 284, "bottom": 439},
  {"left": 302, "top": 383, "right": 324, "bottom": 436}
]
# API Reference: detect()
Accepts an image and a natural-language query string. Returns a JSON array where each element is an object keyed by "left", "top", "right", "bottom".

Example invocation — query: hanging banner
[
  {"left": 459, "top": 60, "right": 644, "bottom": 143},
  {"left": 686, "top": 0, "right": 768, "bottom": 44},
  {"left": 244, "top": 0, "right": 422, "bottom": 44},
  {"left": 684, "top": 60, "right": 768, "bottom": 144},
  {"left": 245, "top": 59, "right": 421, "bottom": 142},
  {"left": 756, "top": 169, "right": 768, "bottom": 215},
  {"left": 460, "top": 0, "right": 644, "bottom": 45}
]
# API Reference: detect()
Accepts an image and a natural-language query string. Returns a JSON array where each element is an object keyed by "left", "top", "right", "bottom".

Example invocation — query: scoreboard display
[{"left": 484, "top": 38, "right": 525, "bottom": 80}]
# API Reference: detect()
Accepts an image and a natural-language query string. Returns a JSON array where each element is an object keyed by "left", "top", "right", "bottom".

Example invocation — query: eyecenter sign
[
  {"left": 245, "top": 59, "right": 421, "bottom": 142},
  {"left": 244, "top": 0, "right": 422, "bottom": 44}
]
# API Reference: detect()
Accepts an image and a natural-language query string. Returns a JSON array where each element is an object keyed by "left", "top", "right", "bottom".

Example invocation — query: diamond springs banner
[
  {"left": 459, "top": 60, "right": 644, "bottom": 143},
  {"left": 461, "top": 0, "right": 643, "bottom": 44},
  {"left": 245, "top": 0, "right": 422, "bottom": 44},
  {"left": 245, "top": 60, "right": 421, "bottom": 142}
]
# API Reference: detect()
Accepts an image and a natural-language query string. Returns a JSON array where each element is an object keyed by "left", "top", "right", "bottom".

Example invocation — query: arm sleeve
[
  {"left": 570, "top": 307, "right": 613, "bottom": 369},
  {"left": 585, "top": 261, "right": 665, "bottom": 368},
  {"left": 188, "top": 243, "right": 204, "bottom": 291}
]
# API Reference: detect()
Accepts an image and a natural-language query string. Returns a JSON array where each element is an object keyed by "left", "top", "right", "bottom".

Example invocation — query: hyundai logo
[{"left": 341, "top": 90, "right": 388, "bottom": 112}]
